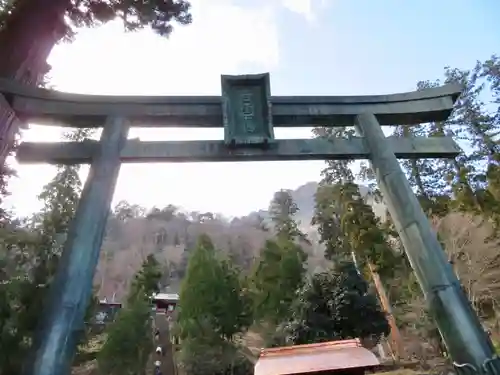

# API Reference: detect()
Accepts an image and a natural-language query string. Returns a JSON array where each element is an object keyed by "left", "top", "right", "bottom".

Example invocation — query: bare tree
[{"left": 432, "top": 213, "right": 500, "bottom": 320}]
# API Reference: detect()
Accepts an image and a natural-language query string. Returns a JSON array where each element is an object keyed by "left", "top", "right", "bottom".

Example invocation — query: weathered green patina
[
  {"left": 0, "top": 73, "right": 497, "bottom": 375},
  {"left": 0, "top": 76, "right": 461, "bottom": 127},
  {"left": 27, "top": 115, "right": 130, "bottom": 375},
  {"left": 16, "top": 136, "right": 460, "bottom": 164},
  {"left": 221, "top": 73, "right": 274, "bottom": 146},
  {"left": 355, "top": 113, "right": 500, "bottom": 375}
]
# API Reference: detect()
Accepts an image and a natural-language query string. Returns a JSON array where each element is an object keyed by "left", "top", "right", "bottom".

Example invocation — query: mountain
[
  {"left": 94, "top": 181, "right": 386, "bottom": 300},
  {"left": 245, "top": 181, "right": 386, "bottom": 230}
]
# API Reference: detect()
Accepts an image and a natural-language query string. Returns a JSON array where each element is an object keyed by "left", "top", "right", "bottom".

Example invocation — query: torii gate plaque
[
  {"left": 222, "top": 73, "right": 274, "bottom": 146},
  {"left": 0, "top": 73, "right": 498, "bottom": 375}
]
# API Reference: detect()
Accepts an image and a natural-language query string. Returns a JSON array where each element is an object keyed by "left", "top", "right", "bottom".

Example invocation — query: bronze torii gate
[{"left": 1, "top": 73, "right": 498, "bottom": 375}]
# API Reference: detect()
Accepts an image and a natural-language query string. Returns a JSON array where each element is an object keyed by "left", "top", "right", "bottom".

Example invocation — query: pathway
[{"left": 153, "top": 313, "right": 176, "bottom": 375}]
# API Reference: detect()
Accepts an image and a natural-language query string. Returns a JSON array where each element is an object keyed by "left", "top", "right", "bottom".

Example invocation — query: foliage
[
  {"left": 97, "top": 254, "right": 162, "bottom": 375},
  {"left": 0, "top": 128, "right": 96, "bottom": 375},
  {"left": 312, "top": 153, "right": 400, "bottom": 278},
  {"left": 432, "top": 214, "right": 500, "bottom": 319},
  {"left": 1, "top": 39, "right": 500, "bottom": 371},
  {"left": 177, "top": 234, "right": 251, "bottom": 341},
  {"left": 179, "top": 332, "right": 253, "bottom": 375},
  {"left": 391, "top": 111, "right": 451, "bottom": 218},
  {"left": 96, "top": 295, "right": 152, "bottom": 375},
  {"left": 0, "top": 154, "right": 15, "bottom": 224},
  {"left": 177, "top": 235, "right": 253, "bottom": 375},
  {"left": 278, "top": 262, "right": 389, "bottom": 346},
  {"left": 0, "top": 0, "right": 192, "bottom": 42},
  {"left": 269, "top": 189, "right": 308, "bottom": 243},
  {"left": 146, "top": 204, "right": 179, "bottom": 222},
  {"left": 250, "top": 239, "right": 307, "bottom": 325},
  {"left": 128, "top": 254, "right": 162, "bottom": 302},
  {"left": 387, "top": 58, "right": 500, "bottom": 231},
  {"left": 0, "top": 0, "right": 193, "bottom": 202},
  {"left": 312, "top": 184, "right": 346, "bottom": 259},
  {"left": 247, "top": 188, "right": 310, "bottom": 328},
  {"left": 355, "top": 56, "right": 500, "bottom": 357},
  {"left": 113, "top": 200, "right": 146, "bottom": 221}
]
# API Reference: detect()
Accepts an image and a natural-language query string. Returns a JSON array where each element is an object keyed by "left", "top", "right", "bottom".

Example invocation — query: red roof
[{"left": 254, "top": 339, "right": 379, "bottom": 375}]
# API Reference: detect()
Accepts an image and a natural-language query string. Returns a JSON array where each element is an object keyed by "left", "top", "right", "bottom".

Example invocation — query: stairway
[{"left": 153, "top": 313, "right": 176, "bottom": 375}]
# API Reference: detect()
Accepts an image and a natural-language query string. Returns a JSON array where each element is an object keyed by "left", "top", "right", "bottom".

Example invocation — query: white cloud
[
  {"left": 279, "top": 0, "right": 332, "bottom": 23},
  {"left": 281, "top": 0, "right": 315, "bottom": 21},
  {"left": 49, "top": 0, "right": 280, "bottom": 95},
  {"left": 7, "top": 0, "right": 314, "bottom": 219}
]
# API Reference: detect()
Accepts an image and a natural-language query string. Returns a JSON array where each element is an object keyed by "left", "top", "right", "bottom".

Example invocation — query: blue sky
[
  {"left": 269, "top": 0, "right": 499, "bottom": 95},
  {"left": 6, "top": 0, "right": 500, "bottom": 218}
]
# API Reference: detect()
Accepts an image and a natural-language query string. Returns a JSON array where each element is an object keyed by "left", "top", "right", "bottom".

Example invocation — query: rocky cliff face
[
  {"left": 246, "top": 182, "right": 385, "bottom": 226},
  {"left": 244, "top": 182, "right": 386, "bottom": 252},
  {"left": 95, "top": 181, "right": 385, "bottom": 300}
]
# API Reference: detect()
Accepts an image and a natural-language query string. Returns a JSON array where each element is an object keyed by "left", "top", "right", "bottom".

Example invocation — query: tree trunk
[
  {"left": 0, "top": 0, "right": 70, "bottom": 165},
  {"left": 368, "top": 262, "right": 406, "bottom": 360}
]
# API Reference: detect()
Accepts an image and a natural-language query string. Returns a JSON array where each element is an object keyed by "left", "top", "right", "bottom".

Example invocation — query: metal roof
[
  {"left": 254, "top": 339, "right": 379, "bottom": 375},
  {"left": 153, "top": 293, "right": 179, "bottom": 301}
]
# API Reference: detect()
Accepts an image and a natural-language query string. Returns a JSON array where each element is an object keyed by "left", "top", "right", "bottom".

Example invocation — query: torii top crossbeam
[
  {"left": 0, "top": 76, "right": 460, "bottom": 128},
  {"left": 0, "top": 73, "right": 462, "bottom": 165}
]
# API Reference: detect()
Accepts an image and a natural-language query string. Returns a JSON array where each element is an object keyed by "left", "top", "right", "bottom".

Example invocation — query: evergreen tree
[
  {"left": 0, "top": 128, "right": 96, "bottom": 374},
  {"left": 448, "top": 63, "right": 500, "bottom": 229},
  {"left": 179, "top": 329, "right": 252, "bottom": 375},
  {"left": 391, "top": 106, "right": 450, "bottom": 217},
  {"left": 97, "top": 255, "right": 162, "bottom": 375},
  {"left": 282, "top": 262, "right": 389, "bottom": 346},
  {"left": 414, "top": 63, "right": 500, "bottom": 228},
  {"left": 312, "top": 127, "right": 356, "bottom": 185},
  {"left": 177, "top": 235, "right": 252, "bottom": 375},
  {"left": 339, "top": 182, "right": 400, "bottom": 276},
  {"left": 260, "top": 189, "right": 309, "bottom": 326},
  {"left": 129, "top": 254, "right": 162, "bottom": 301},
  {"left": 481, "top": 56, "right": 500, "bottom": 208},
  {"left": 269, "top": 189, "right": 306, "bottom": 242},
  {"left": 312, "top": 128, "right": 399, "bottom": 276},
  {"left": 97, "top": 296, "right": 152, "bottom": 375},
  {"left": 312, "top": 183, "right": 349, "bottom": 261},
  {"left": 250, "top": 239, "right": 307, "bottom": 325},
  {"left": 177, "top": 234, "right": 251, "bottom": 341}
]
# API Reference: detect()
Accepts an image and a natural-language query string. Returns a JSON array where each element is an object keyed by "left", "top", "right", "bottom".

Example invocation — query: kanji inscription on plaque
[{"left": 221, "top": 73, "right": 274, "bottom": 146}]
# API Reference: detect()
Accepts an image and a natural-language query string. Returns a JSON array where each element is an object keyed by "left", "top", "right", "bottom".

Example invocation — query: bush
[{"left": 281, "top": 262, "right": 390, "bottom": 345}]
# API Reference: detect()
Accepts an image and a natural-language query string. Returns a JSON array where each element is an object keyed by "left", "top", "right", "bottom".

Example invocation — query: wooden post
[
  {"left": 27, "top": 116, "right": 130, "bottom": 375},
  {"left": 368, "top": 262, "right": 406, "bottom": 360},
  {"left": 355, "top": 112, "right": 499, "bottom": 373},
  {"left": 0, "top": 94, "right": 24, "bottom": 166}
]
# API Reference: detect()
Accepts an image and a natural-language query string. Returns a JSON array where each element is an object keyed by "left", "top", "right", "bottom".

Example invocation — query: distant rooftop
[
  {"left": 153, "top": 293, "right": 179, "bottom": 301},
  {"left": 255, "top": 339, "right": 379, "bottom": 375}
]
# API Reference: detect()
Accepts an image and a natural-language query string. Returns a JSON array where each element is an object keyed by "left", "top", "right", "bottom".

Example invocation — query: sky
[{"left": 5, "top": 0, "right": 500, "bottom": 218}]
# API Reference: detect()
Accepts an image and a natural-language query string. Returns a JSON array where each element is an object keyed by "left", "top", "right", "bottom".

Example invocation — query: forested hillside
[
  {"left": 95, "top": 182, "right": 340, "bottom": 300},
  {"left": 95, "top": 181, "right": 387, "bottom": 301}
]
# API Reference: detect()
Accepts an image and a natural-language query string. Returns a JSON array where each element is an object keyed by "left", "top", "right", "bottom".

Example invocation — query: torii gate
[{"left": 1, "top": 73, "right": 498, "bottom": 375}]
